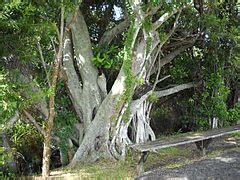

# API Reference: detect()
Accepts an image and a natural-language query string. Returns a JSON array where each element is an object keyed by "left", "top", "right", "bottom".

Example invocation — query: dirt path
[{"left": 137, "top": 138, "right": 240, "bottom": 180}]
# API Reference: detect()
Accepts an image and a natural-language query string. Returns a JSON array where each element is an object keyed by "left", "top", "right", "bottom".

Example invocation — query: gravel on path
[{"left": 137, "top": 148, "right": 240, "bottom": 180}]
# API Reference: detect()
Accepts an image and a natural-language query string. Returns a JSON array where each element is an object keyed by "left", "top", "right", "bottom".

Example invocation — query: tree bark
[
  {"left": 69, "top": 10, "right": 102, "bottom": 129},
  {"left": 62, "top": 32, "right": 83, "bottom": 122},
  {"left": 99, "top": 18, "right": 130, "bottom": 46},
  {"left": 70, "top": 0, "right": 153, "bottom": 162},
  {"left": 42, "top": 5, "right": 64, "bottom": 177},
  {"left": 70, "top": 69, "right": 127, "bottom": 165}
]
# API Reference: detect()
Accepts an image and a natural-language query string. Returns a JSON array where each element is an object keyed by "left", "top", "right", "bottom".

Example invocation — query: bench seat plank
[{"left": 130, "top": 124, "right": 240, "bottom": 152}]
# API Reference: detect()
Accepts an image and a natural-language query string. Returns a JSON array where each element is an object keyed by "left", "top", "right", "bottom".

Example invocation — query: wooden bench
[{"left": 129, "top": 124, "right": 240, "bottom": 173}]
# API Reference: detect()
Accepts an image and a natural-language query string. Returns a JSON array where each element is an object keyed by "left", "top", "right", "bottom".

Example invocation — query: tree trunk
[
  {"left": 61, "top": 1, "right": 197, "bottom": 164},
  {"left": 42, "top": 5, "right": 64, "bottom": 177},
  {"left": 70, "top": 69, "right": 127, "bottom": 164},
  {"left": 68, "top": 4, "right": 143, "bottom": 163}
]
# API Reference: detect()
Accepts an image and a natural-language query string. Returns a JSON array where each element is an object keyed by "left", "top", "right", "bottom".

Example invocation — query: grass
[
  {"left": 230, "top": 132, "right": 240, "bottom": 138},
  {"left": 50, "top": 147, "right": 186, "bottom": 179},
  {"left": 51, "top": 158, "right": 137, "bottom": 179},
  {"left": 143, "top": 147, "right": 192, "bottom": 172},
  {"left": 75, "top": 160, "right": 136, "bottom": 179},
  {"left": 49, "top": 135, "right": 240, "bottom": 179},
  {"left": 206, "top": 149, "right": 221, "bottom": 158},
  {"left": 50, "top": 146, "right": 220, "bottom": 178}
]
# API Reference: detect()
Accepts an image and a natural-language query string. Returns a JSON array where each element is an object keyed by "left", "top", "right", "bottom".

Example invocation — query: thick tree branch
[
  {"left": 160, "top": 44, "right": 194, "bottom": 68},
  {"left": 62, "top": 32, "right": 83, "bottom": 122},
  {"left": 130, "top": 82, "right": 197, "bottom": 119},
  {"left": 99, "top": 18, "right": 130, "bottom": 46},
  {"left": 70, "top": 9, "right": 102, "bottom": 128},
  {"left": 6, "top": 111, "right": 19, "bottom": 129},
  {"left": 131, "top": 82, "right": 196, "bottom": 114},
  {"left": 148, "top": 42, "right": 195, "bottom": 77},
  {"left": 153, "top": 82, "right": 197, "bottom": 98}
]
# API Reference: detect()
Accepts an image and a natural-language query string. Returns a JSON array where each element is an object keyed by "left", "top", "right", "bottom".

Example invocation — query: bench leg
[
  {"left": 137, "top": 151, "right": 149, "bottom": 175},
  {"left": 195, "top": 139, "right": 212, "bottom": 156},
  {"left": 202, "top": 145, "right": 206, "bottom": 156}
]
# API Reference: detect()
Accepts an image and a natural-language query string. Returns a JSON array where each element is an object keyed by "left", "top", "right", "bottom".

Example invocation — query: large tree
[
  {"left": 62, "top": 0, "right": 200, "bottom": 164},
  {"left": 1, "top": 0, "right": 239, "bottom": 176}
]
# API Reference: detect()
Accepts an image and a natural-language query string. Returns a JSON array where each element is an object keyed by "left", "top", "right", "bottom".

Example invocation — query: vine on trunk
[{"left": 120, "top": 21, "right": 136, "bottom": 122}]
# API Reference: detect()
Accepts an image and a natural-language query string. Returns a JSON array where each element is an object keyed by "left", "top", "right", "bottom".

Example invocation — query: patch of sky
[
  {"left": 102, "top": 3, "right": 109, "bottom": 11},
  {"left": 113, "top": 5, "right": 123, "bottom": 20}
]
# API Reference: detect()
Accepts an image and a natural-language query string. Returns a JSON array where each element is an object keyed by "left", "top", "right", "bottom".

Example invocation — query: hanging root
[
  {"left": 110, "top": 104, "right": 132, "bottom": 160},
  {"left": 133, "top": 99, "right": 155, "bottom": 143},
  {"left": 110, "top": 99, "right": 155, "bottom": 160}
]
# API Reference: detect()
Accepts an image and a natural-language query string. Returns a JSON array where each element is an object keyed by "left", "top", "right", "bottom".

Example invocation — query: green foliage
[
  {"left": 170, "top": 62, "right": 189, "bottom": 82},
  {"left": 169, "top": 51, "right": 196, "bottom": 84},
  {"left": 195, "top": 14, "right": 239, "bottom": 128},
  {"left": 142, "top": 15, "right": 153, "bottom": 55},
  {"left": 92, "top": 45, "right": 122, "bottom": 69},
  {"left": 146, "top": 35, "right": 152, "bottom": 55},
  {"left": 7, "top": 122, "right": 43, "bottom": 175},
  {"left": 10, "top": 122, "right": 43, "bottom": 148},
  {"left": 121, "top": 21, "right": 135, "bottom": 122},
  {"left": 15, "top": 79, "right": 46, "bottom": 109},
  {"left": 194, "top": 57, "right": 238, "bottom": 129},
  {"left": 150, "top": 0, "right": 161, "bottom": 7},
  {"left": 142, "top": 15, "right": 152, "bottom": 32},
  {"left": 0, "top": 2, "right": 57, "bottom": 62},
  {"left": 202, "top": 73, "right": 229, "bottom": 113},
  {"left": 231, "top": 132, "right": 240, "bottom": 138},
  {"left": 0, "top": 128, "right": 6, "bottom": 176},
  {"left": 151, "top": 107, "right": 170, "bottom": 120},
  {"left": 159, "top": 32, "right": 168, "bottom": 43},
  {"left": 54, "top": 81, "right": 76, "bottom": 151},
  {"left": 148, "top": 92, "right": 158, "bottom": 103},
  {"left": 227, "top": 102, "right": 240, "bottom": 125},
  {"left": 196, "top": 118, "right": 210, "bottom": 130},
  {"left": 168, "top": 2, "right": 240, "bottom": 130},
  {"left": 0, "top": 143, "right": 13, "bottom": 177},
  {"left": 0, "top": 70, "right": 21, "bottom": 126}
]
